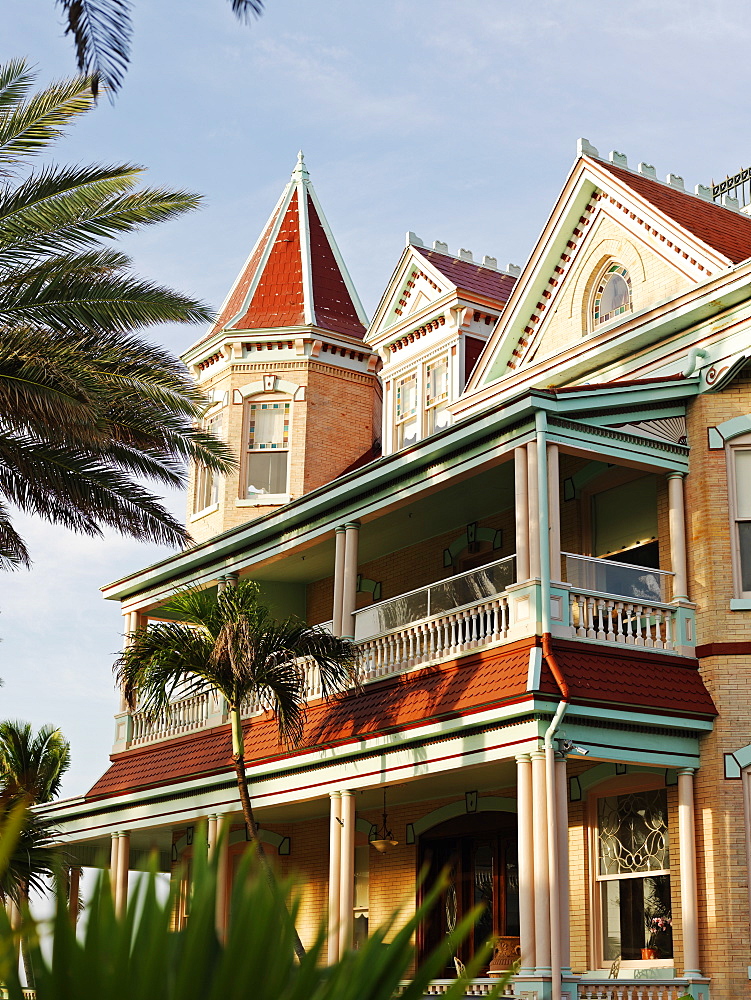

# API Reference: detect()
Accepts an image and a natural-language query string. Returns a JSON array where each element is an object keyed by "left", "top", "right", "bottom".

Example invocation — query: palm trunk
[
  {"left": 229, "top": 709, "right": 306, "bottom": 962},
  {"left": 20, "top": 883, "right": 34, "bottom": 990}
]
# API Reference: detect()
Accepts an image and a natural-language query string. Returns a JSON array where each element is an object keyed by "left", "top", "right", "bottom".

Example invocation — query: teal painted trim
[
  {"left": 544, "top": 701, "right": 714, "bottom": 734},
  {"left": 714, "top": 413, "right": 751, "bottom": 441},
  {"left": 730, "top": 599, "right": 751, "bottom": 611},
  {"left": 582, "top": 404, "right": 687, "bottom": 427},
  {"left": 229, "top": 827, "right": 289, "bottom": 854},
  {"left": 731, "top": 742, "right": 751, "bottom": 770},
  {"left": 725, "top": 753, "right": 742, "bottom": 779},
  {"left": 355, "top": 817, "right": 378, "bottom": 840},
  {"left": 707, "top": 427, "right": 724, "bottom": 449},
  {"left": 575, "top": 762, "right": 664, "bottom": 796},
  {"left": 411, "top": 795, "right": 518, "bottom": 839},
  {"left": 546, "top": 417, "right": 689, "bottom": 472}
]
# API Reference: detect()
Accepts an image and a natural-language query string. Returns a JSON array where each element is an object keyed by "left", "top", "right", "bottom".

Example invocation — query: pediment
[
  {"left": 367, "top": 245, "right": 452, "bottom": 344},
  {"left": 464, "top": 152, "right": 742, "bottom": 397}
]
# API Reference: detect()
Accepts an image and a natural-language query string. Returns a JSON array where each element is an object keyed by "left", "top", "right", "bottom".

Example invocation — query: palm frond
[
  {"left": 0, "top": 73, "right": 93, "bottom": 169},
  {"left": 230, "top": 0, "right": 265, "bottom": 22},
  {"left": 55, "top": 0, "right": 132, "bottom": 98},
  {"left": 0, "top": 60, "right": 34, "bottom": 112},
  {"left": 0, "top": 500, "right": 30, "bottom": 569}
]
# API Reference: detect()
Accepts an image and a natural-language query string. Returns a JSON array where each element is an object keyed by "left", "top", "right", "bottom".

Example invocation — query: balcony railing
[
  {"left": 118, "top": 552, "right": 693, "bottom": 750},
  {"left": 578, "top": 981, "right": 705, "bottom": 1000}
]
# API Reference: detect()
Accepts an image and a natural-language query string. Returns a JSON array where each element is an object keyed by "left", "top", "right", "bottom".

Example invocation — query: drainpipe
[
  {"left": 682, "top": 347, "right": 708, "bottom": 378},
  {"left": 536, "top": 410, "right": 570, "bottom": 1000}
]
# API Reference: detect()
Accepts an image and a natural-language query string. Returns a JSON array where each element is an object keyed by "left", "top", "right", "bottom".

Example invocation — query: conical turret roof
[{"left": 211, "top": 153, "right": 368, "bottom": 340}]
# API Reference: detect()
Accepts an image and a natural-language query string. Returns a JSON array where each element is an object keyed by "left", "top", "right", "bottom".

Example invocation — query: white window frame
[
  {"left": 588, "top": 260, "right": 633, "bottom": 334},
  {"left": 240, "top": 395, "right": 292, "bottom": 504},
  {"left": 424, "top": 354, "right": 450, "bottom": 436},
  {"left": 586, "top": 775, "right": 674, "bottom": 973},
  {"left": 192, "top": 406, "right": 225, "bottom": 516},
  {"left": 394, "top": 369, "right": 419, "bottom": 451},
  {"left": 728, "top": 433, "right": 751, "bottom": 599}
]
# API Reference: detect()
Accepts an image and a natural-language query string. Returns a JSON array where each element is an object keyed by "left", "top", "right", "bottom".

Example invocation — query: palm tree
[
  {"left": 0, "top": 60, "right": 236, "bottom": 568},
  {"left": 54, "top": 0, "right": 266, "bottom": 98},
  {"left": 114, "top": 579, "right": 359, "bottom": 959},
  {"left": 0, "top": 722, "right": 72, "bottom": 986}
]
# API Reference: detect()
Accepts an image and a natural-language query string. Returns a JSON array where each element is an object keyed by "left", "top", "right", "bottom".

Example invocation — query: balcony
[{"left": 118, "top": 551, "right": 694, "bottom": 751}]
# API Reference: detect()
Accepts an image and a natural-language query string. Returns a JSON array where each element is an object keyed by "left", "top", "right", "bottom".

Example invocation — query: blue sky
[{"left": 2, "top": 0, "right": 750, "bottom": 795}]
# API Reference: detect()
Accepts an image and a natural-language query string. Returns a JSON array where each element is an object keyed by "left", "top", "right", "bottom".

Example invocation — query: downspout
[
  {"left": 682, "top": 347, "right": 708, "bottom": 378},
  {"left": 536, "top": 410, "right": 570, "bottom": 1000}
]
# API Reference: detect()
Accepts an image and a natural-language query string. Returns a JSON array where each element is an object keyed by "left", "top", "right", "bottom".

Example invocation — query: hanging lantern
[{"left": 370, "top": 788, "right": 399, "bottom": 853}]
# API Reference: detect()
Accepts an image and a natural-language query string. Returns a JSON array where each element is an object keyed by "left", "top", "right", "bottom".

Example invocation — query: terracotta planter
[{"left": 641, "top": 947, "right": 658, "bottom": 960}]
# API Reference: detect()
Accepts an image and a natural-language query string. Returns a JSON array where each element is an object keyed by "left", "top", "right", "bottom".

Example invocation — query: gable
[
  {"left": 369, "top": 248, "right": 451, "bottom": 341},
  {"left": 517, "top": 202, "right": 695, "bottom": 369}
]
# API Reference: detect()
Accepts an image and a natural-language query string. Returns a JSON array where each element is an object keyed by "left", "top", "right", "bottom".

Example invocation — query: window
[
  {"left": 592, "top": 263, "right": 632, "bottom": 327},
  {"left": 245, "top": 401, "right": 290, "bottom": 498},
  {"left": 596, "top": 789, "right": 672, "bottom": 964},
  {"left": 395, "top": 372, "right": 418, "bottom": 449},
  {"left": 732, "top": 445, "right": 751, "bottom": 597},
  {"left": 425, "top": 356, "right": 450, "bottom": 434},
  {"left": 193, "top": 410, "right": 223, "bottom": 513}
]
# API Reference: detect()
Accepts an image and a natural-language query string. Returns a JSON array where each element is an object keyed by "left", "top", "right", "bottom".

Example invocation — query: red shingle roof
[
  {"left": 415, "top": 248, "right": 517, "bottom": 305},
  {"left": 85, "top": 638, "right": 714, "bottom": 801},
  {"left": 597, "top": 159, "right": 751, "bottom": 265}
]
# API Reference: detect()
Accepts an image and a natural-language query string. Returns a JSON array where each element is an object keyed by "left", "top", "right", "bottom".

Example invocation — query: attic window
[{"left": 592, "top": 264, "right": 632, "bottom": 327}]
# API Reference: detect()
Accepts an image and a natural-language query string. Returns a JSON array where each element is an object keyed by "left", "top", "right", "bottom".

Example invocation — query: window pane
[
  {"left": 396, "top": 374, "right": 417, "bottom": 421},
  {"left": 426, "top": 357, "right": 449, "bottom": 406},
  {"left": 601, "top": 874, "right": 673, "bottom": 961},
  {"left": 736, "top": 450, "right": 751, "bottom": 518},
  {"left": 739, "top": 522, "right": 751, "bottom": 593},
  {"left": 249, "top": 403, "right": 288, "bottom": 449},
  {"left": 598, "top": 790, "right": 669, "bottom": 876},
  {"left": 247, "top": 452, "right": 287, "bottom": 495},
  {"left": 426, "top": 403, "right": 451, "bottom": 434},
  {"left": 397, "top": 416, "right": 418, "bottom": 448}
]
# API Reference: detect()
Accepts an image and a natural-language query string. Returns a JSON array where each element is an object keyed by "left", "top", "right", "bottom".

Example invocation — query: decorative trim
[
  {"left": 406, "top": 794, "right": 518, "bottom": 843},
  {"left": 711, "top": 413, "right": 751, "bottom": 443}
]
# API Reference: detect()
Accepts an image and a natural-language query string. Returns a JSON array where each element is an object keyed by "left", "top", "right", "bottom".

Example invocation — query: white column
[
  {"left": 515, "top": 447, "right": 530, "bottom": 582},
  {"left": 527, "top": 441, "right": 541, "bottom": 578},
  {"left": 516, "top": 754, "right": 536, "bottom": 974},
  {"left": 555, "top": 754, "right": 570, "bottom": 975},
  {"left": 668, "top": 473, "right": 688, "bottom": 601},
  {"left": 110, "top": 832, "right": 119, "bottom": 901},
  {"left": 678, "top": 768, "right": 701, "bottom": 977},
  {"left": 69, "top": 866, "right": 81, "bottom": 926},
  {"left": 332, "top": 527, "right": 347, "bottom": 637},
  {"left": 547, "top": 444, "right": 562, "bottom": 583},
  {"left": 215, "top": 814, "right": 230, "bottom": 941},
  {"left": 207, "top": 815, "right": 218, "bottom": 860},
  {"left": 338, "top": 790, "right": 355, "bottom": 954},
  {"left": 531, "top": 751, "right": 551, "bottom": 975},
  {"left": 327, "top": 792, "right": 342, "bottom": 964},
  {"left": 341, "top": 524, "right": 360, "bottom": 640},
  {"left": 116, "top": 831, "right": 130, "bottom": 916}
]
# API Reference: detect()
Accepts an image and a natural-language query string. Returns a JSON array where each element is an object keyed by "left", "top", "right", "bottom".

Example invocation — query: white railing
[
  {"left": 564, "top": 553, "right": 673, "bottom": 604},
  {"left": 240, "top": 655, "right": 324, "bottom": 718},
  {"left": 398, "top": 981, "right": 515, "bottom": 998},
  {"left": 353, "top": 556, "right": 516, "bottom": 642},
  {"left": 130, "top": 691, "right": 212, "bottom": 746},
  {"left": 568, "top": 590, "right": 677, "bottom": 649},
  {"left": 578, "top": 981, "right": 703, "bottom": 1000},
  {"left": 358, "top": 595, "right": 511, "bottom": 680}
]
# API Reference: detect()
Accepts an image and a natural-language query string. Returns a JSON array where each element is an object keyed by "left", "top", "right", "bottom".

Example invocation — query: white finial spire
[{"left": 293, "top": 150, "right": 309, "bottom": 180}]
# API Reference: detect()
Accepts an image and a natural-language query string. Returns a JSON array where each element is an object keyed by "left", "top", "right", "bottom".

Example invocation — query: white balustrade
[
  {"left": 578, "top": 982, "right": 704, "bottom": 1000},
  {"left": 130, "top": 691, "right": 212, "bottom": 746},
  {"left": 568, "top": 590, "right": 676, "bottom": 649},
  {"left": 358, "top": 594, "right": 511, "bottom": 681}
]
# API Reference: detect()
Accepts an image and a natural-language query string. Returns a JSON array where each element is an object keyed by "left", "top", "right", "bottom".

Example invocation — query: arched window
[{"left": 592, "top": 263, "right": 632, "bottom": 328}]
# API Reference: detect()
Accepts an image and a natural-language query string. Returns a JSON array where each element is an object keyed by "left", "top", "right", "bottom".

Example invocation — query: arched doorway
[{"left": 417, "top": 812, "right": 519, "bottom": 975}]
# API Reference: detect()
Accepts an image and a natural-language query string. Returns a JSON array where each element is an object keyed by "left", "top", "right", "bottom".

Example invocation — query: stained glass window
[
  {"left": 597, "top": 789, "right": 672, "bottom": 963},
  {"left": 593, "top": 264, "right": 632, "bottom": 326},
  {"left": 395, "top": 372, "right": 418, "bottom": 449},
  {"left": 425, "top": 356, "right": 451, "bottom": 434},
  {"left": 246, "top": 401, "right": 290, "bottom": 497}
]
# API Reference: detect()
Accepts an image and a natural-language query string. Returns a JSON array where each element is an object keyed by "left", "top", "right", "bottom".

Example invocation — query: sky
[{"left": 2, "top": 0, "right": 751, "bottom": 797}]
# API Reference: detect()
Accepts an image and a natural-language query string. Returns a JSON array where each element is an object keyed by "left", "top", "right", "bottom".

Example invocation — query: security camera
[{"left": 558, "top": 739, "right": 589, "bottom": 756}]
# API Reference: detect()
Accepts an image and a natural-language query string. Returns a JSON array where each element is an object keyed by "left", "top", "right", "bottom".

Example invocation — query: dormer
[
  {"left": 182, "top": 154, "right": 381, "bottom": 543},
  {"left": 366, "top": 234, "right": 517, "bottom": 455}
]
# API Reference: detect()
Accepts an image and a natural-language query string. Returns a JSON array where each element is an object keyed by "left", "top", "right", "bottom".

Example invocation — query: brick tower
[{"left": 183, "top": 153, "right": 381, "bottom": 543}]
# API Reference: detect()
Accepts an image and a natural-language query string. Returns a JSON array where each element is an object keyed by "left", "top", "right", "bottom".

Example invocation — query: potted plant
[{"left": 642, "top": 913, "right": 672, "bottom": 960}]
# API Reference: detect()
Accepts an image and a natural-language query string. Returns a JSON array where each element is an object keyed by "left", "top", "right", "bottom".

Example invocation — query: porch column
[
  {"left": 69, "top": 866, "right": 81, "bottom": 927},
  {"left": 678, "top": 768, "right": 701, "bottom": 977},
  {"left": 215, "top": 814, "right": 230, "bottom": 941},
  {"left": 527, "top": 442, "right": 541, "bottom": 578},
  {"left": 667, "top": 473, "right": 688, "bottom": 601},
  {"left": 339, "top": 790, "right": 355, "bottom": 954},
  {"left": 328, "top": 792, "right": 342, "bottom": 964},
  {"left": 332, "top": 527, "right": 347, "bottom": 637},
  {"left": 515, "top": 447, "right": 530, "bottom": 581},
  {"left": 110, "top": 832, "right": 119, "bottom": 901},
  {"left": 555, "top": 754, "right": 571, "bottom": 975},
  {"left": 341, "top": 524, "right": 360, "bottom": 640},
  {"left": 115, "top": 830, "right": 130, "bottom": 916},
  {"left": 516, "top": 754, "right": 536, "bottom": 974},
  {"left": 207, "top": 814, "right": 218, "bottom": 860},
  {"left": 547, "top": 444, "right": 562, "bottom": 583},
  {"left": 531, "top": 750, "right": 551, "bottom": 975}
]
